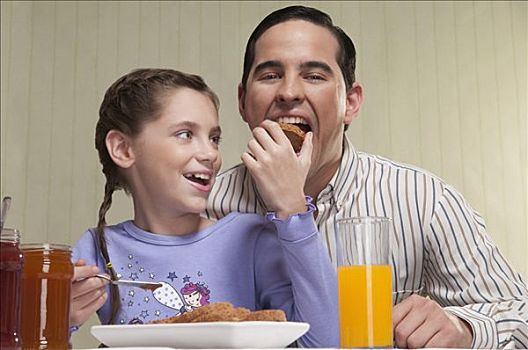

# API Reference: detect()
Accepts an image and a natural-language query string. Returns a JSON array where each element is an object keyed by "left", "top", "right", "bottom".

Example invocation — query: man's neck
[{"left": 304, "top": 156, "right": 341, "bottom": 202}]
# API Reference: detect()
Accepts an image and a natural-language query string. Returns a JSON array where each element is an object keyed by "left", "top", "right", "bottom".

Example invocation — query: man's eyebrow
[
  {"left": 253, "top": 60, "right": 282, "bottom": 75},
  {"left": 300, "top": 61, "right": 333, "bottom": 74}
]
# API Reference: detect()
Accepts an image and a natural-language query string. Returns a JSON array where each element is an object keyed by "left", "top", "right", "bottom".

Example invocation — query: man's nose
[{"left": 275, "top": 76, "right": 304, "bottom": 105}]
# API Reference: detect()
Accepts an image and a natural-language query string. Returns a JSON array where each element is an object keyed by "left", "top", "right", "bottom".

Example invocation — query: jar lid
[
  {"left": 0, "top": 228, "right": 20, "bottom": 243},
  {"left": 21, "top": 243, "right": 71, "bottom": 252}
]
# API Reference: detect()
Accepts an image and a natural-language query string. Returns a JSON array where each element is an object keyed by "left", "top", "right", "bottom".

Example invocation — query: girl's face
[{"left": 127, "top": 88, "right": 222, "bottom": 216}]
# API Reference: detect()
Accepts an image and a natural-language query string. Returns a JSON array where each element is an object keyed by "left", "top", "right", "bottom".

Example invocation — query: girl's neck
[{"left": 132, "top": 206, "right": 213, "bottom": 236}]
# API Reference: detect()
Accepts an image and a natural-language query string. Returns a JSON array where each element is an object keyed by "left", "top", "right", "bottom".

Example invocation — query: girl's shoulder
[
  {"left": 218, "top": 211, "right": 268, "bottom": 225},
  {"left": 213, "top": 212, "right": 271, "bottom": 233}
]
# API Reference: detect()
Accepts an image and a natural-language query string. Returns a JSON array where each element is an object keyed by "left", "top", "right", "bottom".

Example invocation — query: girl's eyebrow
[
  {"left": 168, "top": 121, "right": 199, "bottom": 130},
  {"left": 211, "top": 126, "right": 222, "bottom": 134}
]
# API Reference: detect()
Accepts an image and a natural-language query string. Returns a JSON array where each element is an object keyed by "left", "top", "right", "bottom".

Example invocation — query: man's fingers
[
  {"left": 393, "top": 309, "right": 428, "bottom": 348},
  {"left": 393, "top": 295, "right": 431, "bottom": 348},
  {"left": 298, "top": 132, "right": 313, "bottom": 162},
  {"left": 392, "top": 295, "right": 415, "bottom": 327},
  {"left": 404, "top": 316, "right": 439, "bottom": 349}
]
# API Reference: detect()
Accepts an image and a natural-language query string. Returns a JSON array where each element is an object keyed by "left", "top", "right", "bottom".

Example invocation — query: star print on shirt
[
  {"left": 182, "top": 275, "right": 191, "bottom": 283},
  {"left": 128, "top": 290, "right": 135, "bottom": 297},
  {"left": 140, "top": 310, "right": 149, "bottom": 319},
  {"left": 167, "top": 272, "right": 177, "bottom": 281},
  {"left": 197, "top": 271, "right": 203, "bottom": 277},
  {"left": 129, "top": 272, "right": 139, "bottom": 280},
  {"left": 128, "top": 254, "right": 133, "bottom": 260},
  {"left": 149, "top": 272, "right": 155, "bottom": 279},
  {"left": 144, "top": 296, "right": 150, "bottom": 303},
  {"left": 139, "top": 267, "right": 145, "bottom": 273},
  {"left": 128, "top": 300, "right": 134, "bottom": 307},
  {"left": 155, "top": 310, "right": 161, "bottom": 316}
]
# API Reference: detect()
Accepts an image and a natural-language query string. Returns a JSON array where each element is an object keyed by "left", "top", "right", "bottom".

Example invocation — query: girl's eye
[
  {"left": 211, "top": 135, "right": 222, "bottom": 146},
  {"left": 175, "top": 131, "right": 192, "bottom": 140}
]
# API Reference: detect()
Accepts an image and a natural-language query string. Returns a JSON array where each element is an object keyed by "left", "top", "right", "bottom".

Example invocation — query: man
[{"left": 206, "top": 5, "right": 528, "bottom": 349}]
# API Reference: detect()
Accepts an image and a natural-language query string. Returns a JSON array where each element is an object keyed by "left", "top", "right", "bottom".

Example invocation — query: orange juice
[{"left": 338, "top": 265, "right": 392, "bottom": 348}]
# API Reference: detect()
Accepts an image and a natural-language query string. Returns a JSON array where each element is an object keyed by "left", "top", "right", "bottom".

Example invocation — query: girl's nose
[{"left": 196, "top": 142, "right": 219, "bottom": 164}]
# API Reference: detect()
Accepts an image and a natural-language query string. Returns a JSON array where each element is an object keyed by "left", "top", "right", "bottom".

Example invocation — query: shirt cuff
[
  {"left": 445, "top": 306, "right": 498, "bottom": 349},
  {"left": 265, "top": 196, "right": 317, "bottom": 242}
]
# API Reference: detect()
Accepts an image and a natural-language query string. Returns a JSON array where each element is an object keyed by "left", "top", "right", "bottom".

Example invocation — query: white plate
[{"left": 90, "top": 321, "right": 310, "bottom": 349}]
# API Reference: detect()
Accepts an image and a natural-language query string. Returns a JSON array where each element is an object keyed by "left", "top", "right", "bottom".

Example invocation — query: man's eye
[
  {"left": 305, "top": 74, "right": 325, "bottom": 81},
  {"left": 175, "top": 131, "right": 192, "bottom": 140},
  {"left": 259, "top": 72, "right": 280, "bottom": 80}
]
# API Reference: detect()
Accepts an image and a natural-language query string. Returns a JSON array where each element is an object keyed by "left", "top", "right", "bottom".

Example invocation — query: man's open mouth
[{"left": 276, "top": 116, "right": 312, "bottom": 133}]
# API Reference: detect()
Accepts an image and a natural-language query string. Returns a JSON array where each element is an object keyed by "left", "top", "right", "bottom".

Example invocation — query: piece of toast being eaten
[
  {"left": 150, "top": 302, "right": 286, "bottom": 324},
  {"left": 279, "top": 122, "right": 306, "bottom": 153}
]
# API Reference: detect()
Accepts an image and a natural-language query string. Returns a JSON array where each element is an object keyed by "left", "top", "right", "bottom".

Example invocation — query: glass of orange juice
[{"left": 336, "top": 217, "right": 392, "bottom": 348}]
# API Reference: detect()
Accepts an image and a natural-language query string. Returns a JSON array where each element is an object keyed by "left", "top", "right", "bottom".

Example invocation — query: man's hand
[
  {"left": 70, "top": 259, "right": 108, "bottom": 327},
  {"left": 393, "top": 295, "right": 473, "bottom": 348},
  {"left": 241, "top": 120, "right": 313, "bottom": 219}
]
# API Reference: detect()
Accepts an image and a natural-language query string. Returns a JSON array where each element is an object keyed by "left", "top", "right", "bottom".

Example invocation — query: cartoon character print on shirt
[
  {"left": 180, "top": 282, "right": 211, "bottom": 312},
  {"left": 116, "top": 253, "right": 212, "bottom": 324}
]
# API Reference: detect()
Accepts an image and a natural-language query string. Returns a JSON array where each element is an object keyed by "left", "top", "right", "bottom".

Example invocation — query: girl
[{"left": 70, "top": 68, "right": 338, "bottom": 347}]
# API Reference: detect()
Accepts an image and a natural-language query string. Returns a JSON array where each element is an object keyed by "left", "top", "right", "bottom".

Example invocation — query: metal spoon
[
  {"left": 95, "top": 274, "right": 162, "bottom": 291},
  {"left": 0, "top": 196, "right": 12, "bottom": 232}
]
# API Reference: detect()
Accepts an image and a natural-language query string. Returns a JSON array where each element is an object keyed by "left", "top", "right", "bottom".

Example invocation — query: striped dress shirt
[{"left": 206, "top": 136, "right": 528, "bottom": 348}]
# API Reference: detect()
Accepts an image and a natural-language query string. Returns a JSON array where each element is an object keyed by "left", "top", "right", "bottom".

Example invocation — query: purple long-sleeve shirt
[{"left": 73, "top": 208, "right": 339, "bottom": 347}]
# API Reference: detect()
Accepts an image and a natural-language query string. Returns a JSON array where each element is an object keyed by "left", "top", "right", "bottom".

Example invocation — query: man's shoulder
[
  {"left": 355, "top": 151, "right": 445, "bottom": 184},
  {"left": 216, "top": 163, "right": 246, "bottom": 180}
]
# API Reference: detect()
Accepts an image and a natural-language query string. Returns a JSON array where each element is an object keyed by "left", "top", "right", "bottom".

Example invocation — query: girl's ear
[{"left": 105, "top": 130, "right": 135, "bottom": 169}]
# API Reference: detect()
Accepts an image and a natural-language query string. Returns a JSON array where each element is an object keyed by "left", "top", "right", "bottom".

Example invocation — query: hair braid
[{"left": 95, "top": 179, "right": 121, "bottom": 324}]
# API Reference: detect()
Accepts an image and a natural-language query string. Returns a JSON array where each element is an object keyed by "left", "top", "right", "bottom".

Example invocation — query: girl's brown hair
[{"left": 94, "top": 68, "right": 219, "bottom": 323}]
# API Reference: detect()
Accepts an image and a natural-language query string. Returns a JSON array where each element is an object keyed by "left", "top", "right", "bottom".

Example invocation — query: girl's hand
[
  {"left": 241, "top": 120, "right": 313, "bottom": 219},
  {"left": 70, "top": 259, "right": 108, "bottom": 327}
]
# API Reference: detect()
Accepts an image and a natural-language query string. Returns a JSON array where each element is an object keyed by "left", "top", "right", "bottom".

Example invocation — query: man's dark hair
[{"left": 241, "top": 5, "right": 357, "bottom": 91}]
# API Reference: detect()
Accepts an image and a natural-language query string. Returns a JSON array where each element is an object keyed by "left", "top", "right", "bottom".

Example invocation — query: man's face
[{"left": 239, "top": 20, "right": 361, "bottom": 181}]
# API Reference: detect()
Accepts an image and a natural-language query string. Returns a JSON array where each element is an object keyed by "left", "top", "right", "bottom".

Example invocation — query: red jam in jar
[
  {"left": 20, "top": 244, "right": 73, "bottom": 349},
  {"left": 0, "top": 228, "right": 23, "bottom": 350}
]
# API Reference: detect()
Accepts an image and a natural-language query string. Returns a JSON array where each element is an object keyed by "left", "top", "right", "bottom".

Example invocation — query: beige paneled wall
[{"left": 1, "top": 1, "right": 526, "bottom": 348}]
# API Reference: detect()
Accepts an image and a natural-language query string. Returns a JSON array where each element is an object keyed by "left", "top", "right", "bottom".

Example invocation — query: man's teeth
[{"left": 277, "top": 116, "right": 307, "bottom": 124}]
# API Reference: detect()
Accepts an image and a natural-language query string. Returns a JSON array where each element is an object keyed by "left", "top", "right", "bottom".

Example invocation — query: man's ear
[
  {"left": 238, "top": 83, "right": 248, "bottom": 123},
  {"left": 344, "top": 82, "right": 364, "bottom": 125},
  {"left": 105, "top": 130, "right": 135, "bottom": 169}
]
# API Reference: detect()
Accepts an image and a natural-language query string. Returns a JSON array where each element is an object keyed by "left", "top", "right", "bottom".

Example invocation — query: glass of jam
[
  {"left": 0, "top": 228, "right": 23, "bottom": 350},
  {"left": 20, "top": 244, "right": 73, "bottom": 349}
]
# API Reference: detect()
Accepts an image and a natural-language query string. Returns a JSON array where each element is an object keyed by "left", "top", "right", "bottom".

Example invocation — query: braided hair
[{"left": 94, "top": 68, "right": 219, "bottom": 323}]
